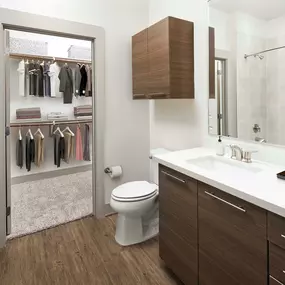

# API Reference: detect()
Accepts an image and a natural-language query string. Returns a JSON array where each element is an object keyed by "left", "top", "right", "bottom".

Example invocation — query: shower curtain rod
[{"left": 244, "top": 45, "right": 285, "bottom": 59}]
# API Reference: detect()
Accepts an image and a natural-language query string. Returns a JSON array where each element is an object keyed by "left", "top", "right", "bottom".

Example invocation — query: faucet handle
[{"left": 242, "top": 150, "right": 258, "bottom": 163}]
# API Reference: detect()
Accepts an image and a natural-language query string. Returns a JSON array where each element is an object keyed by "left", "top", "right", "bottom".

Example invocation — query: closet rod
[
  {"left": 10, "top": 119, "right": 92, "bottom": 128},
  {"left": 9, "top": 53, "right": 91, "bottom": 65}
]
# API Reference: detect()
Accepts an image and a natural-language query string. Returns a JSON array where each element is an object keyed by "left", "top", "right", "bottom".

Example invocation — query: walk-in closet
[{"left": 6, "top": 30, "right": 94, "bottom": 238}]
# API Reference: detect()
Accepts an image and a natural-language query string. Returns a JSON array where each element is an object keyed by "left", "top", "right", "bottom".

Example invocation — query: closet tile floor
[
  {"left": 10, "top": 171, "right": 92, "bottom": 238},
  {"left": 0, "top": 215, "right": 182, "bottom": 285}
]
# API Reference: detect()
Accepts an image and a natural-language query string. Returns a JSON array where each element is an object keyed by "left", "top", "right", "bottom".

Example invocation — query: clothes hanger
[
  {"left": 53, "top": 127, "right": 64, "bottom": 138},
  {"left": 62, "top": 126, "right": 75, "bottom": 137},
  {"left": 18, "top": 127, "right": 22, "bottom": 141},
  {"left": 26, "top": 128, "right": 34, "bottom": 140},
  {"left": 34, "top": 127, "right": 44, "bottom": 139}
]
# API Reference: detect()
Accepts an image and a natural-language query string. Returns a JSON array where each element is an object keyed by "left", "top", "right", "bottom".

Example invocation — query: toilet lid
[{"left": 112, "top": 181, "right": 158, "bottom": 201}]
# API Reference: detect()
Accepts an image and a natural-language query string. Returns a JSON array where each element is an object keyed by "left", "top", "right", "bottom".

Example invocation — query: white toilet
[{"left": 110, "top": 148, "right": 169, "bottom": 246}]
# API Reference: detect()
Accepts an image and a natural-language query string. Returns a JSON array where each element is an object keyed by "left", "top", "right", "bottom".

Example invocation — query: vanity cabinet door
[
  {"left": 198, "top": 182, "right": 267, "bottom": 285},
  {"left": 159, "top": 165, "right": 198, "bottom": 285}
]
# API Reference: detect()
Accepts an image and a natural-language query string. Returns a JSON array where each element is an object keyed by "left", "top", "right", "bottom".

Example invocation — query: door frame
[{"left": 0, "top": 8, "right": 106, "bottom": 247}]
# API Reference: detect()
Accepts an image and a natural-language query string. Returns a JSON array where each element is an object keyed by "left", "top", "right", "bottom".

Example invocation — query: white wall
[
  {"left": 0, "top": 0, "right": 150, "bottom": 204},
  {"left": 149, "top": 0, "right": 209, "bottom": 151}
]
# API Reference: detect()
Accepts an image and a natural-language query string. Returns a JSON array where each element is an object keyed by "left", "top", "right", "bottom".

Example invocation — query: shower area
[{"left": 237, "top": 32, "right": 285, "bottom": 145}]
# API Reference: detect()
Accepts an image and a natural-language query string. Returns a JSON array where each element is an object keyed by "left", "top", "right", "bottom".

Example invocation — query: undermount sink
[{"left": 186, "top": 156, "right": 263, "bottom": 174}]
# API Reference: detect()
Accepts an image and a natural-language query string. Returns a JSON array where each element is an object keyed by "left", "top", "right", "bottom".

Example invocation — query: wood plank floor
[{"left": 0, "top": 216, "right": 182, "bottom": 285}]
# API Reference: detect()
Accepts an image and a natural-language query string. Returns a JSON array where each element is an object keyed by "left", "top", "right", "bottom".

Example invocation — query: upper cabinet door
[
  {"left": 132, "top": 29, "right": 148, "bottom": 99},
  {"left": 148, "top": 18, "right": 170, "bottom": 99},
  {"left": 169, "top": 17, "right": 195, "bottom": 98}
]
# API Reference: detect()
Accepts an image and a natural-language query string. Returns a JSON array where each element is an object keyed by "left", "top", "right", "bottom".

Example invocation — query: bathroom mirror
[{"left": 208, "top": 0, "right": 285, "bottom": 145}]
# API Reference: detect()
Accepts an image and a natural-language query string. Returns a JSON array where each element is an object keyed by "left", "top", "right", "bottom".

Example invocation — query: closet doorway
[{"left": 5, "top": 30, "right": 96, "bottom": 238}]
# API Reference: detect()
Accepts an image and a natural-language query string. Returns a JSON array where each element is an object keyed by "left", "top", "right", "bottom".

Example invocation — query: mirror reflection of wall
[{"left": 208, "top": 0, "right": 285, "bottom": 145}]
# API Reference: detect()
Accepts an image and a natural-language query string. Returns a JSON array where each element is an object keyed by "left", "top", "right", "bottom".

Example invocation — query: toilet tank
[{"left": 150, "top": 148, "right": 171, "bottom": 185}]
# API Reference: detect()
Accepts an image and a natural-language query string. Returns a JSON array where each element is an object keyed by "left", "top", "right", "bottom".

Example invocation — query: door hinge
[
  {"left": 5, "top": 126, "right": 10, "bottom": 137},
  {"left": 6, "top": 206, "right": 10, "bottom": 217},
  {"left": 218, "top": 114, "right": 223, "bottom": 120},
  {"left": 217, "top": 70, "right": 222, "bottom": 75}
]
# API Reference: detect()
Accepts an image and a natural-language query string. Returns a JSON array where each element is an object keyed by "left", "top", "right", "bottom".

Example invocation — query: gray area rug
[{"left": 9, "top": 171, "right": 92, "bottom": 239}]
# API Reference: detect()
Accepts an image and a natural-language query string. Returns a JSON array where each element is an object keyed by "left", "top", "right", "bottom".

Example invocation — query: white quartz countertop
[{"left": 153, "top": 147, "right": 285, "bottom": 218}]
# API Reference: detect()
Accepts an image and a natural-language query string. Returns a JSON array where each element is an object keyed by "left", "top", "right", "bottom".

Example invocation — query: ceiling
[{"left": 210, "top": 0, "right": 285, "bottom": 20}]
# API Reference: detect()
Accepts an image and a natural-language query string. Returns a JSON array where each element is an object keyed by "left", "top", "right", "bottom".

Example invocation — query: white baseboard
[{"left": 12, "top": 165, "right": 92, "bottom": 185}]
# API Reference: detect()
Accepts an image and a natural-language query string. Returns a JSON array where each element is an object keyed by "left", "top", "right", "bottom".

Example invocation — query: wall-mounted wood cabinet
[{"left": 132, "top": 17, "right": 195, "bottom": 100}]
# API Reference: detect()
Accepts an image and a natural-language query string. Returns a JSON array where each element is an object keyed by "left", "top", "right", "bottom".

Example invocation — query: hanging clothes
[
  {"left": 35, "top": 63, "right": 44, "bottom": 97},
  {"left": 24, "top": 61, "right": 30, "bottom": 97},
  {"left": 59, "top": 65, "right": 74, "bottom": 104},
  {"left": 28, "top": 62, "right": 37, "bottom": 96},
  {"left": 83, "top": 124, "right": 91, "bottom": 161},
  {"left": 16, "top": 139, "right": 24, "bottom": 169},
  {"left": 25, "top": 136, "right": 35, "bottom": 172},
  {"left": 74, "top": 64, "right": 82, "bottom": 97},
  {"left": 49, "top": 62, "right": 61, "bottom": 98},
  {"left": 43, "top": 62, "right": 51, "bottom": 97},
  {"left": 54, "top": 134, "right": 65, "bottom": 168},
  {"left": 76, "top": 125, "right": 83, "bottom": 160},
  {"left": 90, "top": 67, "right": 93, "bottom": 96},
  {"left": 63, "top": 132, "right": 72, "bottom": 163},
  {"left": 17, "top": 60, "right": 25, "bottom": 97},
  {"left": 79, "top": 65, "right": 87, "bottom": 96},
  {"left": 34, "top": 134, "right": 44, "bottom": 167},
  {"left": 85, "top": 65, "right": 92, "bottom": 97}
]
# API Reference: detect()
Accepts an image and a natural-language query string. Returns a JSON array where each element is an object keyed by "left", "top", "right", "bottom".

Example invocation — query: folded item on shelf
[
  {"left": 47, "top": 112, "right": 68, "bottom": 120},
  {"left": 16, "top": 107, "right": 41, "bottom": 120}
]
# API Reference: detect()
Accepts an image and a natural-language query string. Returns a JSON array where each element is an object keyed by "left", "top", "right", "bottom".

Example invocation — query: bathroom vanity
[{"left": 156, "top": 148, "right": 285, "bottom": 285}]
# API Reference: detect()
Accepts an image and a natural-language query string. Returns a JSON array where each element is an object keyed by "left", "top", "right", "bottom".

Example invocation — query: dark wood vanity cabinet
[
  {"left": 268, "top": 212, "right": 285, "bottom": 285},
  {"left": 159, "top": 165, "right": 198, "bottom": 285},
  {"left": 132, "top": 17, "right": 194, "bottom": 100},
  {"left": 198, "top": 182, "right": 267, "bottom": 285},
  {"left": 159, "top": 165, "right": 270, "bottom": 285}
]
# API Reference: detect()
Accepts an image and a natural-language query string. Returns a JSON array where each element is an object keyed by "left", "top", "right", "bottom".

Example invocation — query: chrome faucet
[{"left": 229, "top": 144, "right": 243, "bottom": 161}]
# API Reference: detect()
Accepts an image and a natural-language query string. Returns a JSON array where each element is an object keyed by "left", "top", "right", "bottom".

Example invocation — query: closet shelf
[
  {"left": 9, "top": 53, "right": 92, "bottom": 65},
  {"left": 10, "top": 119, "right": 92, "bottom": 127}
]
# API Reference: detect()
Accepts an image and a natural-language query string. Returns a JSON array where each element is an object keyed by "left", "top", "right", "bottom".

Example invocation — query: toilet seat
[{"left": 111, "top": 181, "right": 158, "bottom": 202}]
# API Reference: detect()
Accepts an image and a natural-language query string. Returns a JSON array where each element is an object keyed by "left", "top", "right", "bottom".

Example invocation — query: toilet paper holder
[{"left": 104, "top": 167, "right": 112, "bottom": 174}]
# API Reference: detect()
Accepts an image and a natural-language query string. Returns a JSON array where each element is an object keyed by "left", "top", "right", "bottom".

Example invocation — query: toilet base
[{"left": 115, "top": 213, "right": 159, "bottom": 246}]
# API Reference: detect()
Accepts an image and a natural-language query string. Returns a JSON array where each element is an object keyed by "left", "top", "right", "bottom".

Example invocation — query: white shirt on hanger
[
  {"left": 49, "top": 62, "right": 61, "bottom": 98},
  {"left": 17, "top": 60, "right": 25, "bottom": 97}
]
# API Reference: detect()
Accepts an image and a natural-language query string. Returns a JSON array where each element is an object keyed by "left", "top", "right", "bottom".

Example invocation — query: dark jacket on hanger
[
  {"left": 79, "top": 65, "right": 87, "bottom": 96},
  {"left": 74, "top": 64, "right": 82, "bottom": 97},
  {"left": 36, "top": 64, "right": 44, "bottom": 97},
  {"left": 25, "top": 136, "right": 35, "bottom": 172},
  {"left": 54, "top": 134, "right": 65, "bottom": 167},
  {"left": 59, "top": 65, "right": 73, "bottom": 104},
  {"left": 83, "top": 124, "right": 91, "bottom": 161},
  {"left": 43, "top": 62, "right": 51, "bottom": 97},
  {"left": 28, "top": 62, "right": 37, "bottom": 96},
  {"left": 16, "top": 139, "right": 23, "bottom": 169}
]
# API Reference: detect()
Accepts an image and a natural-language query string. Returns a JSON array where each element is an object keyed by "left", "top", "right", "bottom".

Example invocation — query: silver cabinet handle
[
  {"left": 162, "top": 171, "right": 186, "bottom": 184},
  {"left": 133, "top": 93, "right": 145, "bottom": 97},
  {"left": 283, "top": 270, "right": 285, "bottom": 274},
  {"left": 281, "top": 234, "right": 285, "bottom": 239},
  {"left": 205, "top": 191, "right": 246, "bottom": 213},
  {"left": 270, "top": 276, "right": 284, "bottom": 285}
]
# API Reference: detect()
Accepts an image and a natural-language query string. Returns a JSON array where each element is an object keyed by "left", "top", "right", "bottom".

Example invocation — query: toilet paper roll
[{"left": 108, "top": 166, "right": 123, "bottom": 179}]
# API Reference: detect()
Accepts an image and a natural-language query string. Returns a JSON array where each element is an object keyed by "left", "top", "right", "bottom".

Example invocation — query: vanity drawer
[
  {"left": 269, "top": 243, "right": 285, "bottom": 284},
  {"left": 198, "top": 182, "right": 267, "bottom": 239},
  {"left": 268, "top": 212, "right": 285, "bottom": 250}
]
